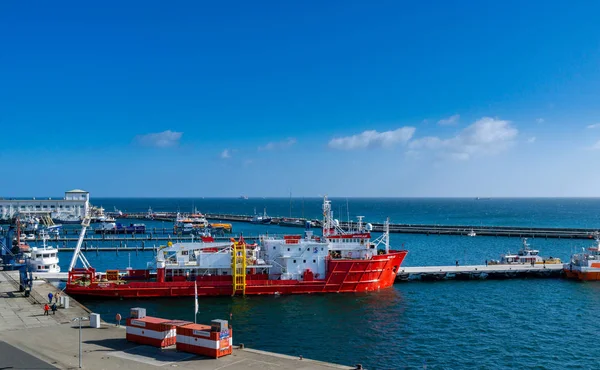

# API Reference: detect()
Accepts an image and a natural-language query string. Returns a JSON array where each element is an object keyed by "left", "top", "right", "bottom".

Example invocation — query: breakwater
[{"left": 117, "top": 212, "right": 600, "bottom": 239}]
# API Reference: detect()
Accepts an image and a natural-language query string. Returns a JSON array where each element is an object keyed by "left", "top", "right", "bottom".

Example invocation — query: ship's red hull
[{"left": 66, "top": 251, "right": 407, "bottom": 298}]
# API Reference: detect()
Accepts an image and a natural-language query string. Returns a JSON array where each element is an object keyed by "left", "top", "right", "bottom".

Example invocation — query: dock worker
[
  {"left": 47, "top": 292, "right": 53, "bottom": 304},
  {"left": 485, "top": 260, "right": 488, "bottom": 266},
  {"left": 55, "top": 292, "right": 60, "bottom": 304},
  {"left": 115, "top": 313, "right": 122, "bottom": 327},
  {"left": 51, "top": 303, "right": 57, "bottom": 315},
  {"left": 455, "top": 260, "right": 459, "bottom": 267},
  {"left": 43, "top": 303, "right": 49, "bottom": 316}
]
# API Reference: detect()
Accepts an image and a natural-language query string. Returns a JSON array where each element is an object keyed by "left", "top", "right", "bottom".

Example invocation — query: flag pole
[{"left": 194, "top": 281, "right": 198, "bottom": 324}]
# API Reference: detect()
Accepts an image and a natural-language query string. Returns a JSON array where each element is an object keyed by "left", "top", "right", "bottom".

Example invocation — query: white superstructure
[
  {"left": 28, "top": 232, "right": 61, "bottom": 273},
  {"left": 0, "top": 189, "right": 90, "bottom": 222}
]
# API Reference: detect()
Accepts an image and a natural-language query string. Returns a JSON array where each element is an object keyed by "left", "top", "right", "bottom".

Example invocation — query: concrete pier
[
  {"left": 0, "top": 272, "right": 355, "bottom": 370},
  {"left": 396, "top": 263, "right": 564, "bottom": 281}
]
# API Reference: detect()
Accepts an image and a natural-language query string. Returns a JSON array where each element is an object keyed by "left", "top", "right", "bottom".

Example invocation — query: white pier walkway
[{"left": 397, "top": 263, "right": 563, "bottom": 281}]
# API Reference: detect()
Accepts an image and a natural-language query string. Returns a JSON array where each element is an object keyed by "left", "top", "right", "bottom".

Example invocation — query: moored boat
[
  {"left": 489, "top": 238, "right": 561, "bottom": 265},
  {"left": 564, "top": 238, "right": 600, "bottom": 281},
  {"left": 28, "top": 231, "right": 61, "bottom": 273},
  {"left": 251, "top": 208, "right": 272, "bottom": 224},
  {"left": 278, "top": 218, "right": 307, "bottom": 227},
  {"left": 65, "top": 197, "right": 408, "bottom": 298}
]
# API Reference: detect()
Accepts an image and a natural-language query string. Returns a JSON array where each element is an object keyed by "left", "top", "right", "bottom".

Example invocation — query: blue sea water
[{"left": 51, "top": 198, "right": 600, "bottom": 369}]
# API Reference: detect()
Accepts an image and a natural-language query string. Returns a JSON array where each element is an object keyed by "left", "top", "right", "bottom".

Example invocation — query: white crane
[{"left": 68, "top": 214, "right": 92, "bottom": 272}]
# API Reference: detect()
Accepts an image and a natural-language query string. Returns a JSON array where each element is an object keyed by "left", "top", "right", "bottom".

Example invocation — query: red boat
[{"left": 65, "top": 197, "right": 408, "bottom": 298}]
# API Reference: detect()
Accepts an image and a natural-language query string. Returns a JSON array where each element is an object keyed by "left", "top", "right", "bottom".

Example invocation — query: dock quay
[
  {"left": 0, "top": 271, "right": 356, "bottom": 370},
  {"left": 396, "top": 263, "right": 564, "bottom": 281}
]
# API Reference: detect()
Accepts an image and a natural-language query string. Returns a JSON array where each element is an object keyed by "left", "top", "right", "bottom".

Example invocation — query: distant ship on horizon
[{"left": 475, "top": 197, "right": 491, "bottom": 200}]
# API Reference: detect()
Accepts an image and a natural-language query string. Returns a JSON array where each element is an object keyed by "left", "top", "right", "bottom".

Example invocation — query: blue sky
[{"left": 1, "top": 1, "right": 600, "bottom": 197}]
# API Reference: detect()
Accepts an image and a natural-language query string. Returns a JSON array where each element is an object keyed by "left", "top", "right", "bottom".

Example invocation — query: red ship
[{"left": 65, "top": 197, "right": 408, "bottom": 298}]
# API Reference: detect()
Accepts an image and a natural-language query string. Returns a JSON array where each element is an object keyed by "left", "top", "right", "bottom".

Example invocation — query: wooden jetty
[{"left": 396, "top": 263, "right": 564, "bottom": 281}]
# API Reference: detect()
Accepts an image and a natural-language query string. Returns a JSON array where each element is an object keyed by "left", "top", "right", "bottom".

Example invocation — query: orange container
[
  {"left": 176, "top": 323, "right": 233, "bottom": 358},
  {"left": 126, "top": 317, "right": 190, "bottom": 348}
]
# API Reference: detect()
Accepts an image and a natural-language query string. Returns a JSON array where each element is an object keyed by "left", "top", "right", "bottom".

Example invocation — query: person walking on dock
[
  {"left": 43, "top": 304, "right": 49, "bottom": 316},
  {"left": 115, "top": 313, "right": 122, "bottom": 327},
  {"left": 55, "top": 292, "right": 60, "bottom": 304},
  {"left": 485, "top": 260, "right": 488, "bottom": 266},
  {"left": 51, "top": 303, "right": 57, "bottom": 315},
  {"left": 455, "top": 260, "right": 459, "bottom": 267},
  {"left": 47, "top": 292, "right": 53, "bottom": 304}
]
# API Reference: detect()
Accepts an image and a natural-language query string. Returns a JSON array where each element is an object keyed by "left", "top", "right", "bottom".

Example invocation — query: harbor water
[{"left": 52, "top": 198, "right": 600, "bottom": 369}]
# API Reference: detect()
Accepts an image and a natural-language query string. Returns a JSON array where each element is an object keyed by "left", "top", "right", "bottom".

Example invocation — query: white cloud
[
  {"left": 587, "top": 123, "right": 600, "bottom": 129},
  {"left": 536, "top": 118, "right": 544, "bottom": 124},
  {"left": 328, "top": 127, "right": 416, "bottom": 150},
  {"left": 590, "top": 141, "right": 600, "bottom": 150},
  {"left": 220, "top": 149, "right": 231, "bottom": 159},
  {"left": 258, "top": 138, "right": 297, "bottom": 151},
  {"left": 409, "top": 117, "right": 518, "bottom": 160},
  {"left": 437, "top": 114, "right": 460, "bottom": 125},
  {"left": 527, "top": 137, "right": 536, "bottom": 143},
  {"left": 135, "top": 130, "right": 182, "bottom": 148}
]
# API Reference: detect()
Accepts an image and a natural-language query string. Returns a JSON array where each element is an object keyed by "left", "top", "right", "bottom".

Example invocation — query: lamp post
[{"left": 72, "top": 316, "right": 89, "bottom": 368}]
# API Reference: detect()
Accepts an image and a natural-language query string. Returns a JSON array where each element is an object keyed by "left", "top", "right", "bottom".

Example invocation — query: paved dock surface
[
  {"left": 0, "top": 272, "right": 354, "bottom": 370},
  {"left": 397, "top": 263, "right": 563, "bottom": 281}
]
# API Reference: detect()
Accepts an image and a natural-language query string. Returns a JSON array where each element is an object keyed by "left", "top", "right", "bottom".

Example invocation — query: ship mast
[{"left": 385, "top": 217, "right": 390, "bottom": 254}]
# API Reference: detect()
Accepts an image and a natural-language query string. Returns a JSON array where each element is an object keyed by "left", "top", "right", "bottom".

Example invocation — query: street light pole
[{"left": 72, "top": 317, "right": 89, "bottom": 368}]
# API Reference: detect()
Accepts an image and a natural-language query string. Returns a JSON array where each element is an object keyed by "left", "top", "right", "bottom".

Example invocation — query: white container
[
  {"left": 63, "top": 296, "right": 70, "bottom": 309},
  {"left": 89, "top": 313, "right": 101, "bottom": 328}
]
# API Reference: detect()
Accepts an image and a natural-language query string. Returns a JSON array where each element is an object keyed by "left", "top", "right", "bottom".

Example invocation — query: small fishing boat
[
  {"left": 467, "top": 229, "right": 476, "bottom": 237},
  {"left": 251, "top": 208, "right": 272, "bottom": 224},
  {"left": 489, "top": 238, "right": 561, "bottom": 265}
]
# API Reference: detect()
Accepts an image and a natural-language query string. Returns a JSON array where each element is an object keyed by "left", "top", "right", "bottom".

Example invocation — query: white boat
[
  {"left": 43, "top": 224, "right": 63, "bottom": 236},
  {"left": 22, "top": 216, "right": 39, "bottom": 233},
  {"left": 25, "top": 234, "right": 36, "bottom": 241},
  {"left": 467, "top": 229, "right": 476, "bottom": 237},
  {"left": 53, "top": 212, "right": 81, "bottom": 224},
  {"left": 174, "top": 211, "right": 208, "bottom": 233},
  {"left": 489, "top": 238, "right": 561, "bottom": 265},
  {"left": 28, "top": 232, "right": 61, "bottom": 273}
]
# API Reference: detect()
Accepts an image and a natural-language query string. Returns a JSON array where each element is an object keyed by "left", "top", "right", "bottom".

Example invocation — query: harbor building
[{"left": 0, "top": 189, "right": 90, "bottom": 222}]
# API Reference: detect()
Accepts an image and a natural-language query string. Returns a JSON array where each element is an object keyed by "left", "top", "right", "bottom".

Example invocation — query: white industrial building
[{"left": 0, "top": 189, "right": 90, "bottom": 221}]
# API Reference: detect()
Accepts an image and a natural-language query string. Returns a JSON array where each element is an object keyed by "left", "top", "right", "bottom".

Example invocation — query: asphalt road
[{"left": 0, "top": 340, "right": 57, "bottom": 370}]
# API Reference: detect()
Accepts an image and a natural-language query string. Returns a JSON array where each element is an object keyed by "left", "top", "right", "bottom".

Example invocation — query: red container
[
  {"left": 126, "top": 317, "right": 190, "bottom": 347},
  {"left": 176, "top": 323, "right": 233, "bottom": 358}
]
